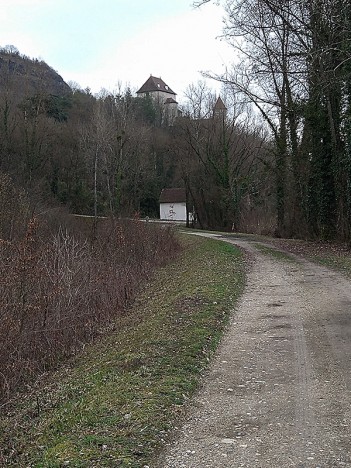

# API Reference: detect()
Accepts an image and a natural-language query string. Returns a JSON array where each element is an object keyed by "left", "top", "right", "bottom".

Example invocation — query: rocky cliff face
[{"left": 0, "top": 49, "right": 71, "bottom": 98}]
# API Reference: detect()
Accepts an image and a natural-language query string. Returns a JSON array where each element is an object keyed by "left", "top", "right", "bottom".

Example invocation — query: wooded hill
[
  {"left": 2, "top": 0, "right": 351, "bottom": 245},
  {"left": 0, "top": 46, "right": 272, "bottom": 234},
  {"left": 0, "top": 46, "right": 70, "bottom": 97}
]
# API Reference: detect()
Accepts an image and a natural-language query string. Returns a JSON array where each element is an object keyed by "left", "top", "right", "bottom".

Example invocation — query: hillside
[{"left": 0, "top": 47, "right": 71, "bottom": 98}]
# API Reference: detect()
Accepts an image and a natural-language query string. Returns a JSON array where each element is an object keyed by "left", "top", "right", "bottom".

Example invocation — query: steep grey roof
[
  {"left": 159, "top": 188, "right": 186, "bottom": 203},
  {"left": 214, "top": 96, "right": 227, "bottom": 110},
  {"left": 137, "top": 76, "right": 176, "bottom": 96}
]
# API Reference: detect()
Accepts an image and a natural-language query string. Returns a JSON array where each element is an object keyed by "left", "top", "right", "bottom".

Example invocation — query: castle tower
[{"left": 213, "top": 96, "right": 227, "bottom": 119}]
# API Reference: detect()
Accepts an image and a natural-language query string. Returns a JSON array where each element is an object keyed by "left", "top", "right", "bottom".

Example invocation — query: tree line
[
  {"left": 0, "top": 46, "right": 271, "bottom": 233},
  {"left": 4, "top": 2, "right": 351, "bottom": 243},
  {"left": 197, "top": 0, "right": 351, "bottom": 240}
]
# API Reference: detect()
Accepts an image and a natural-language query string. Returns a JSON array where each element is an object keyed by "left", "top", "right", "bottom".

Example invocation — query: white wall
[{"left": 160, "top": 202, "right": 186, "bottom": 221}]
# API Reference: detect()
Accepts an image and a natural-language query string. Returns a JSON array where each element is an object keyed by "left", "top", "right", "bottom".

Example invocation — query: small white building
[{"left": 159, "top": 188, "right": 187, "bottom": 221}]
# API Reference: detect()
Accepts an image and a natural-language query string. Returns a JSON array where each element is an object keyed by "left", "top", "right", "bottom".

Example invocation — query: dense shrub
[
  {"left": 0, "top": 215, "right": 180, "bottom": 403},
  {"left": 0, "top": 172, "right": 31, "bottom": 241}
]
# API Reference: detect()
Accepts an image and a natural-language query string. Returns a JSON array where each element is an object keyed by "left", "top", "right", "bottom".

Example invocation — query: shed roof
[
  {"left": 159, "top": 188, "right": 186, "bottom": 203},
  {"left": 137, "top": 76, "right": 176, "bottom": 96}
]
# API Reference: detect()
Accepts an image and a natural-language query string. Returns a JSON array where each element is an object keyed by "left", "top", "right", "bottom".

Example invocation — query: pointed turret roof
[
  {"left": 137, "top": 76, "right": 176, "bottom": 96},
  {"left": 214, "top": 96, "right": 227, "bottom": 110}
]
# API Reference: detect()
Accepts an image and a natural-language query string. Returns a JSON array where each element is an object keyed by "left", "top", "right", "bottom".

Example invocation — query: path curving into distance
[{"left": 157, "top": 234, "right": 351, "bottom": 467}]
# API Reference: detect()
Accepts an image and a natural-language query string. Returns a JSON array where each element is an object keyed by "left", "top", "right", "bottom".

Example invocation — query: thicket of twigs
[{"left": 0, "top": 176, "right": 180, "bottom": 403}]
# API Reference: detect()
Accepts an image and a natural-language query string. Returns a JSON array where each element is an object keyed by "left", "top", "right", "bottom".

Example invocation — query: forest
[
  {"left": 0, "top": 48, "right": 271, "bottom": 234},
  {"left": 2, "top": 1, "right": 351, "bottom": 241},
  {"left": 197, "top": 0, "right": 351, "bottom": 240}
]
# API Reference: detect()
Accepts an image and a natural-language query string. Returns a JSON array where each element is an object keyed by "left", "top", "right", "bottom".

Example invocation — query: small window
[
  {"left": 165, "top": 85, "right": 168, "bottom": 90},
  {"left": 157, "top": 83, "right": 160, "bottom": 88}
]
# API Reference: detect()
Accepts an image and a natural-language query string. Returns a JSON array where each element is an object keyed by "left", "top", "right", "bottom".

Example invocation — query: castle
[
  {"left": 136, "top": 75, "right": 180, "bottom": 125},
  {"left": 137, "top": 75, "right": 227, "bottom": 125}
]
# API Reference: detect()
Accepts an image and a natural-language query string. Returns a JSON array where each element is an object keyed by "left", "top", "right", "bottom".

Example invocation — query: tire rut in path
[{"left": 157, "top": 236, "right": 351, "bottom": 467}]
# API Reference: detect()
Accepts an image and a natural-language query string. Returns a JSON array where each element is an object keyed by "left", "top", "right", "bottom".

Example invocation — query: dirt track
[{"left": 157, "top": 235, "right": 351, "bottom": 467}]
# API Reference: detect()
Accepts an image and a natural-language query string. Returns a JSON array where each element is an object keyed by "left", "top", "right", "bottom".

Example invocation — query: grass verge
[
  {"left": 310, "top": 255, "right": 351, "bottom": 276},
  {"left": 253, "top": 243, "right": 296, "bottom": 262},
  {"left": 0, "top": 234, "right": 244, "bottom": 468},
  {"left": 263, "top": 238, "right": 351, "bottom": 276}
]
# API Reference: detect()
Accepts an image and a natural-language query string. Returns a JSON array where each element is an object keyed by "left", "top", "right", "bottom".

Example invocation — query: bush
[
  {"left": 0, "top": 215, "right": 180, "bottom": 403},
  {"left": 0, "top": 172, "right": 31, "bottom": 241}
]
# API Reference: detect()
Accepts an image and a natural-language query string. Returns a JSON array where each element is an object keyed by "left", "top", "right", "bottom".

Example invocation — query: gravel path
[{"left": 157, "top": 235, "right": 351, "bottom": 467}]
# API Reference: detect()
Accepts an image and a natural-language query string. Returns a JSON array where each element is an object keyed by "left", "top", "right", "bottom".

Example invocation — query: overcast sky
[{"left": 0, "top": 0, "right": 234, "bottom": 101}]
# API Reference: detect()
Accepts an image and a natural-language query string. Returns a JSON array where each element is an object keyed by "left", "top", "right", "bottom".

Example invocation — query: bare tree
[
  {"left": 174, "top": 82, "right": 271, "bottom": 231},
  {"left": 194, "top": 0, "right": 351, "bottom": 240}
]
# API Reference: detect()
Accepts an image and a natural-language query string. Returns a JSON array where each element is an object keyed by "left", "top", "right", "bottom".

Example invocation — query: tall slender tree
[{"left": 196, "top": 0, "right": 351, "bottom": 240}]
